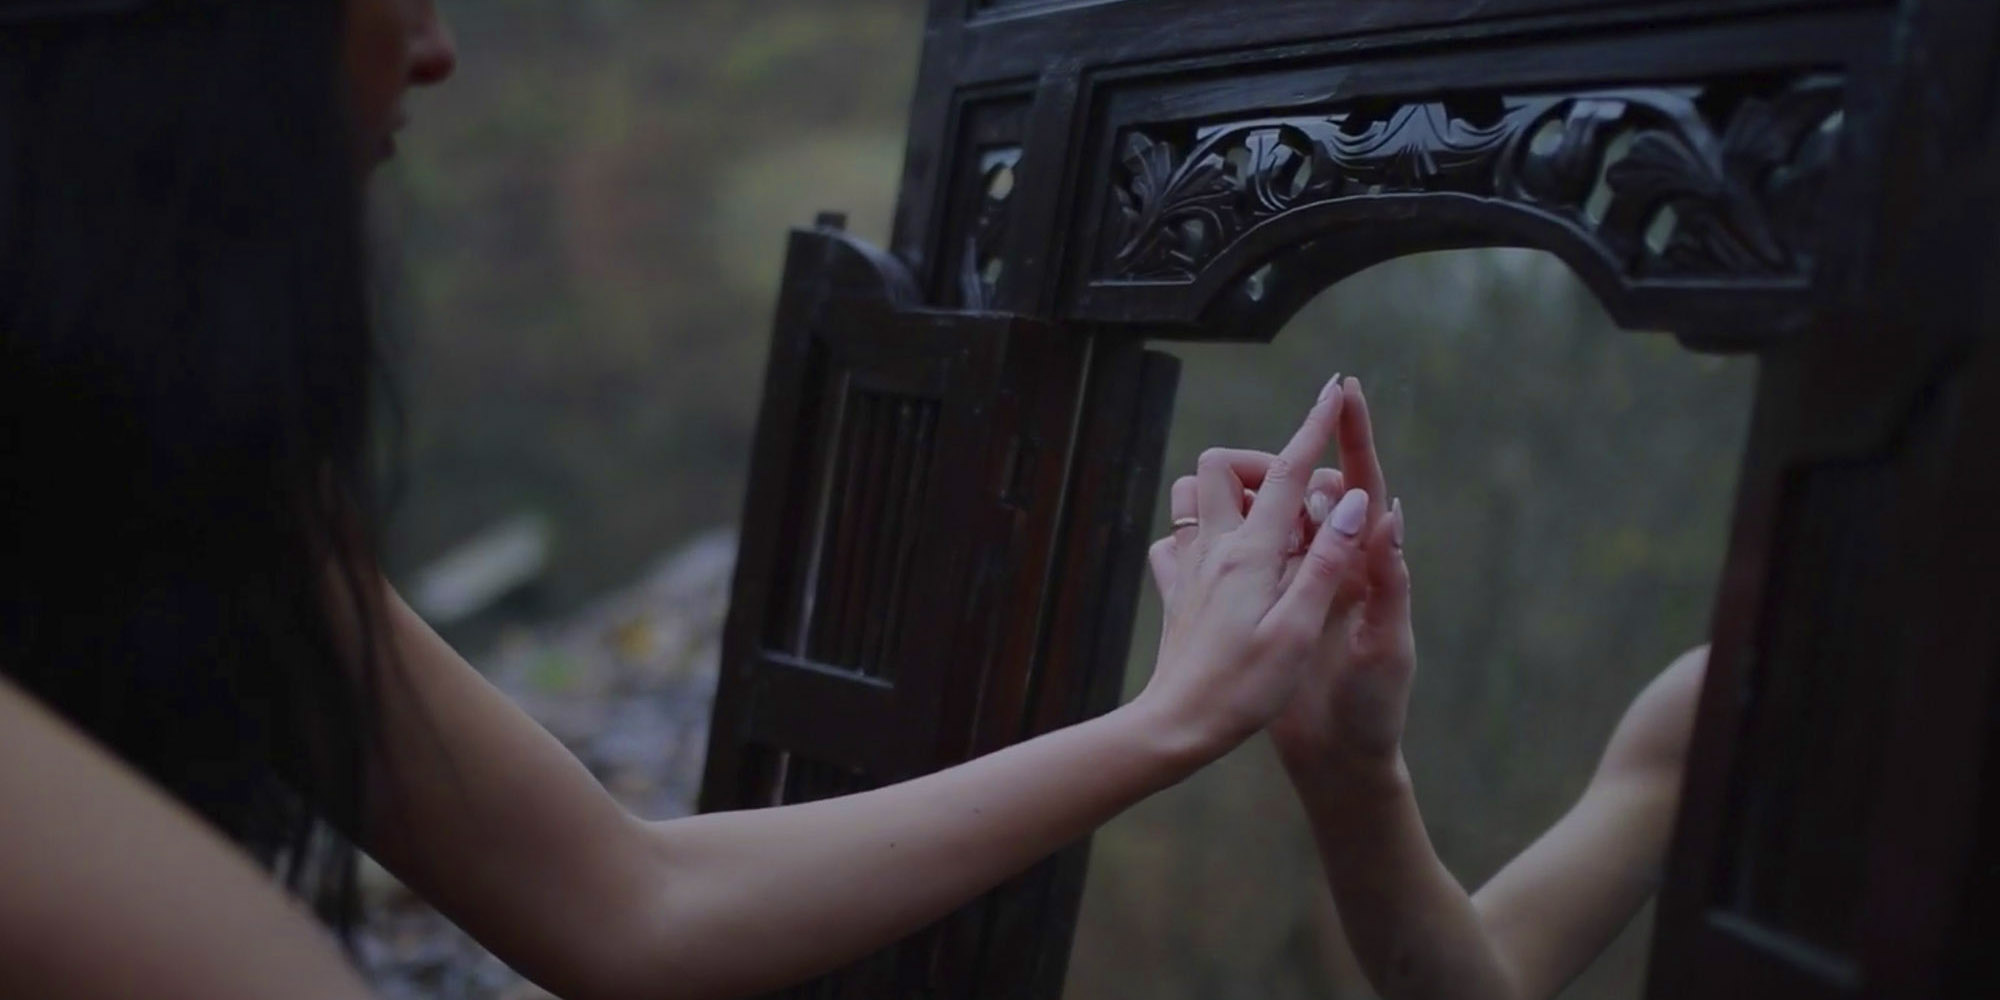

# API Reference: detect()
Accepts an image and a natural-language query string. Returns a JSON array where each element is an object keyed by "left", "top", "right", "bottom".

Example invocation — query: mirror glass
[{"left": 1067, "top": 248, "right": 1757, "bottom": 1000}]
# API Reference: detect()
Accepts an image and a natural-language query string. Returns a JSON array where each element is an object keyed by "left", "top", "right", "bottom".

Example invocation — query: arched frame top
[
  {"left": 896, "top": 4, "right": 1894, "bottom": 350},
  {"left": 1076, "top": 76, "right": 1844, "bottom": 346},
  {"left": 1041, "top": 11, "right": 1886, "bottom": 349}
]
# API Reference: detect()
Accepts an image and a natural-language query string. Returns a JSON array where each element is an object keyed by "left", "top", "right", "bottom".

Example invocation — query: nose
[{"left": 409, "top": 6, "right": 458, "bottom": 87}]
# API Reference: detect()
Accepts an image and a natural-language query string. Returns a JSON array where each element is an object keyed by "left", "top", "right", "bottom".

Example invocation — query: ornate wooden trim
[{"left": 1097, "top": 75, "right": 1844, "bottom": 289}]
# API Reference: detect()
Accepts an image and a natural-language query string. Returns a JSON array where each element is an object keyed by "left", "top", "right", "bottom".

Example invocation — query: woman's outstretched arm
[
  {"left": 0, "top": 678, "right": 380, "bottom": 1000},
  {"left": 362, "top": 376, "right": 1358, "bottom": 1000}
]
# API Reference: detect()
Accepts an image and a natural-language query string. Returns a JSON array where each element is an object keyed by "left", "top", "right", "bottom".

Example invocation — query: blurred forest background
[{"left": 373, "top": 2, "right": 1755, "bottom": 998}]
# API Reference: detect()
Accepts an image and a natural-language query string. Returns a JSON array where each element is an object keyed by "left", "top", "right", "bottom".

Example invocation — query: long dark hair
[{"left": 0, "top": 0, "right": 392, "bottom": 936}]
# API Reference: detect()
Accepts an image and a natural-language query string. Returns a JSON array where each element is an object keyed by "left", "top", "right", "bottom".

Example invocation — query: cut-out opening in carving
[
  {"left": 981, "top": 255, "right": 1004, "bottom": 289},
  {"left": 986, "top": 161, "right": 1017, "bottom": 201},
  {"left": 1645, "top": 204, "right": 1681, "bottom": 257},
  {"left": 1244, "top": 262, "right": 1273, "bottom": 302},
  {"left": 1226, "top": 144, "right": 1253, "bottom": 183},
  {"left": 1336, "top": 99, "right": 1397, "bottom": 136},
  {"left": 1179, "top": 217, "right": 1212, "bottom": 260},
  {"left": 1530, "top": 118, "right": 1567, "bottom": 157},
  {"left": 1585, "top": 131, "right": 1640, "bottom": 228},
  {"left": 1283, "top": 148, "right": 1315, "bottom": 200},
  {"left": 1072, "top": 248, "right": 1757, "bottom": 1000},
  {"left": 1451, "top": 92, "right": 1510, "bottom": 130}
]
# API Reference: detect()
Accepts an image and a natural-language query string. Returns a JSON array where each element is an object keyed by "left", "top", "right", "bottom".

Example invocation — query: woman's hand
[
  {"left": 1131, "top": 374, "right": 1366, "bottom": 760},
  {"left": 1146, "top": 376, "right": 1415, "bottom": 770}
]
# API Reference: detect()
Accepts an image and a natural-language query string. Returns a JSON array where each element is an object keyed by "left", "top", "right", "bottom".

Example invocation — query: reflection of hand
[
  {"left": 1132, "top": 375, "right": 1365, "bottom": 759},
  {"left": 1273, "top": 377, "right": 1415, "bottom": 771}
]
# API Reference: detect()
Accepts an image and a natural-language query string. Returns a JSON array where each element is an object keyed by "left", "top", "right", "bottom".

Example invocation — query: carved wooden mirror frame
[{"left": 700, "top": 2, "right": 2000, "bottom": 996}]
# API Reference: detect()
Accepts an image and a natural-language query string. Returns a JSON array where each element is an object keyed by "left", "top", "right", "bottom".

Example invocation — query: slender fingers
[
  {"left": 1336, "top": 376, "right": 1390, "bottom": 522},
  {"left": 1184, "top": 448, "right": 1284, "bottom": 496},
  {"left": 1306, "top": 468, "right": 1344, "bottom": 528},
  {"left": 1195, "top": 449, "right": 1248, "bottom": 536},
  {"left": 1170, "top": 475, "right": 1199, "bottom": 538},
  {"left": 1362, "top": 496, "right": 1412, "bottom": 631},
  {"left": 1288, "top": 467, "right": 1345, "bottom": 563},
  {"left": 1147, "top": 537, "right": 1179, "bottom": 605},
  {"left": 1243, "top": 375, "right": 1345, "bottom": 540},
  {"left": 1265, "top": 487, "right": 1371, "bottom": 635},
  {"left": 1151, "top": 476, "right": 1200, "bottom": 604},
  {"left": 1188, "top": 453, "right": 1338, "bottom": 520},
  {"left": 1214, "top": 463, "right": 1342, "bottom": 555}
]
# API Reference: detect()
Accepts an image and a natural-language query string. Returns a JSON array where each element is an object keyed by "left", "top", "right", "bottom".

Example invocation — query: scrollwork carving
[{"left": 1100, "top": 75, "right": 1844, "bottom": 285}]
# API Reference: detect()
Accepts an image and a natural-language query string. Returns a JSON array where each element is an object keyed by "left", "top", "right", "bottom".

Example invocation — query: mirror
[{"left": 1067, "top": 248, "right": 1756, "bottom": 1000}]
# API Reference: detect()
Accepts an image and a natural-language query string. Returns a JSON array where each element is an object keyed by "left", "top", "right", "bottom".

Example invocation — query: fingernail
[
  {"left": 1391, "top": 497, "right": 1405, "bottom": 549},
  {"left": 1306, "top": 491, "right": 1331, "bottom": 525},
  {"left": 1286, "top": 529, "right": 1304, "bottom": 554},
  {"left": 1330, "top": 489, "right": 1368, "bottom": 538},
  {"left": 1319, "top": 372, "right": 1343, "bottom": 404}
]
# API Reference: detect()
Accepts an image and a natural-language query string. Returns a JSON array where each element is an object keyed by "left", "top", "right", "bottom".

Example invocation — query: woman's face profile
[{"left": 344, "top": 0, "right": 457, "bottom": 168}]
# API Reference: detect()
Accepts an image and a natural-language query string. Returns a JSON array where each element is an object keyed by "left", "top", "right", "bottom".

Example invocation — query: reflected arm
[{"left": 1290, "top": 647, "right": 1706, "bottom": 1000}]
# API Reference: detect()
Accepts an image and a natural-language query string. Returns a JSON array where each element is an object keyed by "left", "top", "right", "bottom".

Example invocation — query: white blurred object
[{"left": 410, "top": 514, "right": 551, "bottom": 625}]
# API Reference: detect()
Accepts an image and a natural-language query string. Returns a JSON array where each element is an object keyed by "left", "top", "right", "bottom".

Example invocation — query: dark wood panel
[
  {"left": 1714, "top": 447, "right": 1909, "bottom": 957},
  {"left": 1653, "top": 0, "right": 2000, "bottom": 996},
  {"left": 951, "top": 0, "right": 1883, "bottom": 84},
  {"left": 983, "top": 341, "right": 1181, "bottom": 1000}
]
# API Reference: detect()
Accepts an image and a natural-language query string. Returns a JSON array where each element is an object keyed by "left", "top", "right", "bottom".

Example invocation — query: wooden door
[{"left": 698, "top": 221, "right": 1179, "bottom": 998}]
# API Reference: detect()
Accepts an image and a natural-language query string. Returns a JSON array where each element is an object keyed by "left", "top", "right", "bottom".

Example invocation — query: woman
[{"left": 0, "top": 2, "right": 1365, "bottom": 998}]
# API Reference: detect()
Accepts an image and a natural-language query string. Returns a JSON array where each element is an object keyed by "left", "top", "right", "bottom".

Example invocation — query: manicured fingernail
[
  {"left": 1391, "top": 497, "right": 1406, "bottom": 549},
  {"left": 1286, "top": 529, "right": 1304, "bottom": 554},
  {"left": 1319, "top": 372, "right": 1343, "bottom": 404},
  {"left": 1330, "top": 488, "right": 1368, "bottom": 538},
  {"left": 1307, "top": 491, "right": 1331, "bottom": 525}
]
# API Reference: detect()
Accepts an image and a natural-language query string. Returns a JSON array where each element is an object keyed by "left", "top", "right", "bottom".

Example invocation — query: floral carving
[
  {"left": 1099, "top": 75, "right": 1844, "bottom": 285},
  {"left": 1327, "top": 102, "right": 1520, "bottom": 192}
]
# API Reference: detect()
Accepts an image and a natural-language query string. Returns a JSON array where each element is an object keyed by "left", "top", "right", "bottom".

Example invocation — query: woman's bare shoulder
[{"left": 0, "top": 678, "right": 378, "bottom": 1000}]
